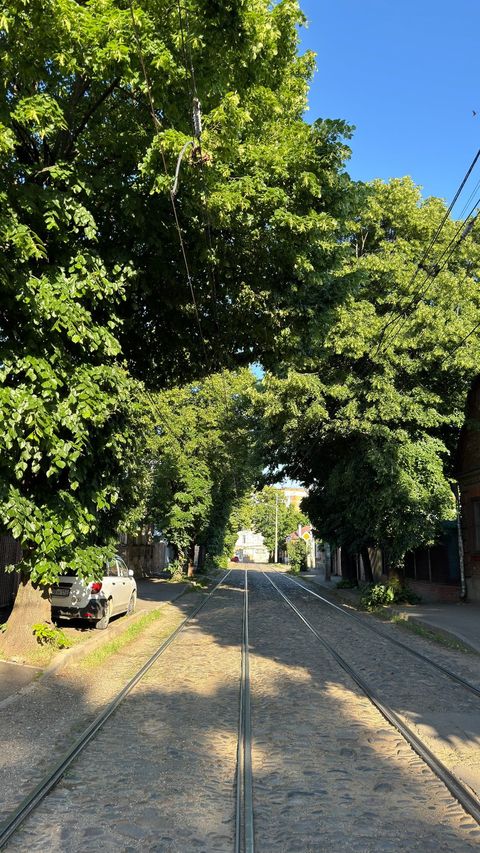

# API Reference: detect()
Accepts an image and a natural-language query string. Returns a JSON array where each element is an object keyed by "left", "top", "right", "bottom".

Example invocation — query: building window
[{"left": 473, "top": 500, "right": 480, "bottom": 551}]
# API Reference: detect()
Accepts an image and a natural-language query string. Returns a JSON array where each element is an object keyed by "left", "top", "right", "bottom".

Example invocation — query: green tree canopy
[
  {"left": 226, "top": 485, "right": 308, "bottom": 558},
  {"left": 1, "top": 0, "right": 355, "bottom": 385},
  {"left": 263, "top": 178, "right": 480, "bottom": 563},
  {"left": 0, "top": 0, "right": 355, "bottom": 587},
  {"left": 144, "top": 369, "right": 264, "bottom": 569},
  {"left": 249, "top": 486, "right": 308, "bottom": 556}
]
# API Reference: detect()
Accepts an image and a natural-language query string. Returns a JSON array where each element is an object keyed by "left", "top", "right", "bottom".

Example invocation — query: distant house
[
  {"left": 234, "top": 530, "right": 270, "bottom": 563},
  {"left": 276, "top": 485, "right": 308, "bottom": 509}
]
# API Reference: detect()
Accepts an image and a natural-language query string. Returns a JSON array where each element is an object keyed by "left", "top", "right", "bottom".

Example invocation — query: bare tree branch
[{"left": 63, "top": 77, "right": 120, "bottom": 158}]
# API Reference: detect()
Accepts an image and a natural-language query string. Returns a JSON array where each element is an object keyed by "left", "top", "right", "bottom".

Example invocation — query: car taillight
[{"left": 91, "top": 582, "right": 102, "bottom": 593}]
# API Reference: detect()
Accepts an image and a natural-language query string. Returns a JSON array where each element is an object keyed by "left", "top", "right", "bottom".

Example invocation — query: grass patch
[
  {"left": 391, "top": 614, "right": 473, "bottom": 654},
  {"left": 79, "top": 609, "right": 165, "bottom": 669}
]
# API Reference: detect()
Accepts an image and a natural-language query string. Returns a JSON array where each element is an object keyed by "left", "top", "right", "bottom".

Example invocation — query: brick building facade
[{"left": 456, "top": 376, "right": 480, "bottom": 602}]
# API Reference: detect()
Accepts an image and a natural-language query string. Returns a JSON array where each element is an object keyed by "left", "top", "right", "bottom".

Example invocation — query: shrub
[
  {"left": 360, "top": 580, "right": 419, "bottom": 611},
  {"left": 32, "top": 623, "right": 72, "bottom": 649},
  {"left": 336, "top": 578, "right": 358, "bottom": 589},
  {"left": 287, "top": 540, "right": 308, "bottom": 573}
]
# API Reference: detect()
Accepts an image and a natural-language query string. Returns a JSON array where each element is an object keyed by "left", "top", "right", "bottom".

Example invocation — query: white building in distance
[{"left": 234, "top": 529, "right": 270, "bottom": 563}]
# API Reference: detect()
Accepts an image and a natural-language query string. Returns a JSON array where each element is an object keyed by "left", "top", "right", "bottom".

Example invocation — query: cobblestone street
[{"left": 3, "top": 568, "right": 480, "bottom": 851}]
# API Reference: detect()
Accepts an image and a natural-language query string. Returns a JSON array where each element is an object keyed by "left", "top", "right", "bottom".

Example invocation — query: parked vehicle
[
  {"left": 231, "top": 555, "right": 240, "bottom": 563},
  {"left": 51, "top": 556, "right": 136, "bottom": 630}
]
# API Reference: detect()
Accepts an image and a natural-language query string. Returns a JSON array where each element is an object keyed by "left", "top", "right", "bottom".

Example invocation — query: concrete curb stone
[
  {"left": 301, "top": 572, "right": 480, "bottom": 654},
  {"left": 43, "top": 583, "right": 191, "bottom": 678},
  {"left": 0, "top": 584, "right": 190, "bottom": 710}
]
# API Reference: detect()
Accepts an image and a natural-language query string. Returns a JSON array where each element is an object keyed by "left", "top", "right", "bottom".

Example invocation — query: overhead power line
[
  {"left": 368, "top": 147, "right": 480, "bottom": 360},
  {"left": 376, "top": 197, "right": 480, "bottom": 356},
  {"left": 175, "top": 0, "right": 222, "bottom": 337},
  {"left": 127, "top": 0, "right": 209, "bottom": 368}
]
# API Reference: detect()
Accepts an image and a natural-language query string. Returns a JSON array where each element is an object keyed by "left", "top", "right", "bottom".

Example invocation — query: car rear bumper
[{"left": 52, "top": 599, "right": 107, "bottom": 621}]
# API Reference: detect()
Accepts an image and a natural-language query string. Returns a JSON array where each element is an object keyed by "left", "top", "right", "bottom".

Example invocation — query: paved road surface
[{"left": 4, "top": 568, "right": 480, "bottom": 851}]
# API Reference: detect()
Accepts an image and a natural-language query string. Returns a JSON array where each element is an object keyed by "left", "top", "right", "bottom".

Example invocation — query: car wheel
[
  {"left": 95, "top": 600, "right": 112, "bottom": 630},
  {"left": 126, "top": 592, "right": 136, "bottom": 616}
]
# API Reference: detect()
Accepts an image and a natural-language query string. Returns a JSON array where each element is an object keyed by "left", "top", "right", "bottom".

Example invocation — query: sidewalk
[{"left": 301, "top": 568, "right": 480, "bottom": 655}]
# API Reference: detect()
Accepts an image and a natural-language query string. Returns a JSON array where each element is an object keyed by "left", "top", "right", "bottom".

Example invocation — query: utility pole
[
  {"left": 274, "top": 491, "right": 279, "bottom": 565},
  {"left": 455, "top": 482, "right": 467, "bottom": 599}
]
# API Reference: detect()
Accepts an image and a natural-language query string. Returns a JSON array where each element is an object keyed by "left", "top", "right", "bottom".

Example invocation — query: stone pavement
[
  {"left": 302, "top": 568, "right": 480, "bottom": 654},
  {"left": 5, "top": 568, "right": 480, "bottom": 852},
  {"left": 0, "top": 577, "right": 190, "bottom": 703},
  {"left": 0, "top": 660, "right": 41, "bottom": 702}
]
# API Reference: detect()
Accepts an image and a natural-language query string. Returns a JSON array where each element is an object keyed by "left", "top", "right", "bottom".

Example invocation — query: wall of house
[
  {"left": 456, "top": 475, "right": 480, "bottom": 601},
  {"left": 0, "top": 536, "right": 21, "bottom": 609},
  {"left": 330, "top": 532, "right": 461, "bottom": 602},
  {"left": 122, "top": 533, "right": 170, "bottom": 577},
  {"left": 455, "top": 377, "right": 480, "bottom": 602},
  {"left": 403, "top": 522, "right": 461, "bottom": 600}
]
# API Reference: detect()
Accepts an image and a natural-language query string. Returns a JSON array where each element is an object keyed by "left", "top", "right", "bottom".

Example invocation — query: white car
[{"left": 51, "top": 555, "right": 137, "bottom": 630}]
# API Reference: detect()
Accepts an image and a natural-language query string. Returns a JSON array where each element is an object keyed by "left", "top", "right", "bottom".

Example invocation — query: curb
[
  {"left": 300, "top": 574, "right": 480, "bottom": 655},
  {"left": 0, "top": 585, "right": 191, "bottom": 709},
  {"left": 42, "top": 584, "right": 191, "bottom": 679},
  {"left": 41, "top": 606, "right": 152, "bottom": 679},
  {"left": 389, "top": 609, "right": 480, "bottom": 655}
]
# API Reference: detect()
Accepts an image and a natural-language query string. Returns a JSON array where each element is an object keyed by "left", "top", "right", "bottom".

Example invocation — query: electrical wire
[
  {"left": 436, "top": 316, "right": 480, "bottom": 369},
  {"left": 374, "top": 196, "right": 480, "bottom": 356},
  {"left": 176, "top": 0, "right": 222, "bottom": 337},
  {"left": 127, "top": 0, "right": 209, "bottom": 367},
  {"left": 175, "top": 0, "right": 238, "bottom": 495},
  {"left": 373, "top": 147, "right": 480, "bottom": 350},
  {"left": 287, "top": 159, "right": 480, "bottom": 483}
]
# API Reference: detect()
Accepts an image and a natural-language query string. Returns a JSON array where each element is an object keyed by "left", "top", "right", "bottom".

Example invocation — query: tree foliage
[
  {"left": 264, "top": 178, "right": 480, "bottom": 562},
  {"left": 0, "top": 0, "right": 355, "bottom": 592},
  {"left": 144, "top": 370, "right": 264, "bottom": 567},
  {"left": 249, "top": 486, "right": 308, "bottom": 556},
  {"left": 223, "top": 485, "right": 308, "bottom": 560}
]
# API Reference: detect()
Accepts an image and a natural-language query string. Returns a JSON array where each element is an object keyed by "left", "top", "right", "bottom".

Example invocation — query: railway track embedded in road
[
  {"left": 263, "top": 570, "right": 480, "bottom": 827},
  {"left": 3, "top": 567, "right": 479, "bottom": 850},
  {"left": 279, "top": 570, "right": 480, "bottom": 698},
  {"left": 235, "top": 569, "right": 254, "bottom": 853},
  {"left": 0, "top": 571, "right": 234, "bottom": 850}
]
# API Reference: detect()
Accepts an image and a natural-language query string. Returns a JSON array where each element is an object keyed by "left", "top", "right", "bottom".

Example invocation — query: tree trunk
[
  {"left": 0, "top": 576, "right": 51, "bottom": 660},
  {"left": 187, "top": 540, "right": 196, "bottom": 577},
  {"left": 360, "top": 546, "right": 374, "bottom": 583},
  {"left": 196, "top": 545, "right": 206, "bottom": 573}
]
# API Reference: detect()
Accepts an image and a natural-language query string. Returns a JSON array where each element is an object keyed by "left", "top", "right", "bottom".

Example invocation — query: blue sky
[{"left": 298, "top": 1, "right": 480, "bottom": 215}]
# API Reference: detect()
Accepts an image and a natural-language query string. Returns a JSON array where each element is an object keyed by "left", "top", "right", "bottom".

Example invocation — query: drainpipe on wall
[{"left": 455, "top": 483, "right": 467, "bottom": 600}]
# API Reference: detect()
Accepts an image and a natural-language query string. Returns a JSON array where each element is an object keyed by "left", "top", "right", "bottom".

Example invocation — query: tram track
[
  {"left": 0, "top": 571, "right": 237, "bottom": 850},
  {"left": 1, "top": 568, "right": 256, "bottom": 852},
  {"left": 2, "top": 567, "right": 479, "bottom": 850},
  {"left": 279, "top": 570, "right": 480, "bottom": 698},
  {"left": 263, "top": 570, "right": 480, "bottom": 828},
  {"left": 235, "top": 569, "right": 254, "bottom": 853}
]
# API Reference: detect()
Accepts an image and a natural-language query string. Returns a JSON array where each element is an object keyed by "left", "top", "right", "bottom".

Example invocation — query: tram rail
[
  {"left": 279, "top": 570, "right": 480, "bottom": 698},
  {"left": 0, "top": 570, "right": 234, "bottom": 850},
  {"left": 2, "top": 567, "right": 478, "bottom": 850},
  {"left": 235, "top": 569, "right": 254, "bottom": 853},
  {"left": 263, "top": 570, "right": 480, "bottom": 827}
]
